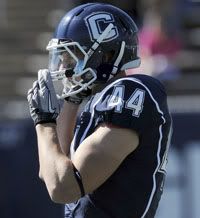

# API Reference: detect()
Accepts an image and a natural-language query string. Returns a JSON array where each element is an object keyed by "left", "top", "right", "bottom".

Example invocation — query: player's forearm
[
  {"left": 56, "top": 101, "right": 80, "bottom": 155},
  {"left": 36, "top": 123, "right": 65, "bottom": 182},
  {"left": 36, "top": 123, "right": 80, "bottom": 203}
]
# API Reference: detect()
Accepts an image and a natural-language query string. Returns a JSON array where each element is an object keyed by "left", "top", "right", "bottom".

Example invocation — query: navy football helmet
[{"left": 47, "top": 3, "right": 140, "bottom": 98}]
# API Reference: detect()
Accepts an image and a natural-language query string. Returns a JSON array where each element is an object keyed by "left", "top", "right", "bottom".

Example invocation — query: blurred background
[{"left": 0, "top": 0, "right": 200, "bottom": 217}]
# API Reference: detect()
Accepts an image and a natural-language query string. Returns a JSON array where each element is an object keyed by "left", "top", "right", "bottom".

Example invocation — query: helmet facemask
[{"left": 46, "top": 39, "right": 97, "bottom": 99}]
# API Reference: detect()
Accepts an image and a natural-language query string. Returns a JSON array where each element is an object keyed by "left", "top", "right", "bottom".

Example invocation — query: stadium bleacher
[
  {"left": 0, "top": 0, "right": 199, "bottom": 119},
  {"left": 0, "top": 0, "right": 67, "bottom": 119},
  {"left": 167, "top": 2, "right": 200, "bottom": 96}
]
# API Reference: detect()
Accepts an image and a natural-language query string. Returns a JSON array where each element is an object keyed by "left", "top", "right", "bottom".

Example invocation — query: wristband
[
  {"left": 34, "top": 112, "right": 57, "bottom": 126},
  {"left": 65, "top": 96, "right": 83, "bottom": 105}
]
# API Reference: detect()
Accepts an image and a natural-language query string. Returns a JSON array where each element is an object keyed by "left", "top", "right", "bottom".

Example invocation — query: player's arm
[
  {"left": 36, "top": 123, "right": 80, "bottom": 202},
  {"left": 56, "top": 102, "right": 79, "bottom": 155},
  {"left": 71, "top": 123, "right": 139, "bottom": 194},
  {"left": 36, "top": 122, "right": 139, "bottom": 203},
  {"left": 57, "top": 87, "right": 91, "bottom": 155}
]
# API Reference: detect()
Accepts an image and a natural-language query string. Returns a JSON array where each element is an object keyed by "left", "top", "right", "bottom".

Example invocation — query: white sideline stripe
[{"left": 79, "top": 77, "right": 167, "bottom": 217}]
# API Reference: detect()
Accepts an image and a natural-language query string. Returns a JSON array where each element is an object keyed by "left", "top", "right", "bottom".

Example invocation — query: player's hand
[
  {"left": 27, "top": 69, "right": 60, "bottom": 126},
  {"left": 64, "top": 86, "right": 92, "bottom": 105}
]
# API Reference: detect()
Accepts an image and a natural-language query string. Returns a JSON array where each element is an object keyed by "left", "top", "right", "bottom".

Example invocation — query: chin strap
[{"left": 108, "top": 41, "right": 126, "bottom": 81}]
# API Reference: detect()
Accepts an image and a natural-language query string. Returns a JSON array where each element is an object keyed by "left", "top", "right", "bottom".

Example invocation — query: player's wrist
[
  {"left": 36, "top": 122, "right": 57, "bottom": 129},
  {"left": 36, "top": 122, "right": 57, "bottom": 136}
]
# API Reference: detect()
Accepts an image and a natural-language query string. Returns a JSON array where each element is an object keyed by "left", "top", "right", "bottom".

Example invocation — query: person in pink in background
[{"left": 127, "top": 0, "right": 182, "bottom": 83}]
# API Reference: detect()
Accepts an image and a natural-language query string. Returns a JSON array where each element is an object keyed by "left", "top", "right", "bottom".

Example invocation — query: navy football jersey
[{"left": 65, "top": 74, "right": 172, "bottom": 218}]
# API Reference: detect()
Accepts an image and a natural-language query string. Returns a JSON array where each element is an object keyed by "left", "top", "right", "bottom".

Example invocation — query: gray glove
[{"left": 27, "top": 69, "right": 60, "bottom": 126}]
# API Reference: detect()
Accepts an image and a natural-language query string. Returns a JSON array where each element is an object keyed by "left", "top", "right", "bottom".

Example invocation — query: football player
[{"left": 27, "top": 3, "right": 172, "bottom": 218}]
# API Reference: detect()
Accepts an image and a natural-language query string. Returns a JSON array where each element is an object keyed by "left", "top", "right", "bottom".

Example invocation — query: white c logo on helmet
[{"left": 85, "top": 12, "right": 119, "bottom": 42}]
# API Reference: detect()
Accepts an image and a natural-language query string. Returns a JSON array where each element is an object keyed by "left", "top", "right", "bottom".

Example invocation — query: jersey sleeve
[{"left": 94, "top": 78, "right": 165, "bottom": 134}]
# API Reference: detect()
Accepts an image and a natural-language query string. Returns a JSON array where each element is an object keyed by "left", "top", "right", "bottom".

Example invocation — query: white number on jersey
[
  {"left": 108, "top": 86, "right": 145, "bottom": 117},
  {"left": 108, "top": 85, "right": 124, "bottom": 113},
  {"left": 125, "top": 89, "right": 145, "bottom": 117}
]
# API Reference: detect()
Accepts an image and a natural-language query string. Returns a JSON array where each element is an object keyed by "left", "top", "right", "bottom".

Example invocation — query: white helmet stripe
[
  {"left": 87, "top": 23, "right": 114, "bottom": 58},
  {"left": 111, "top": 41, "right": 126, "bottom": 74}
]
